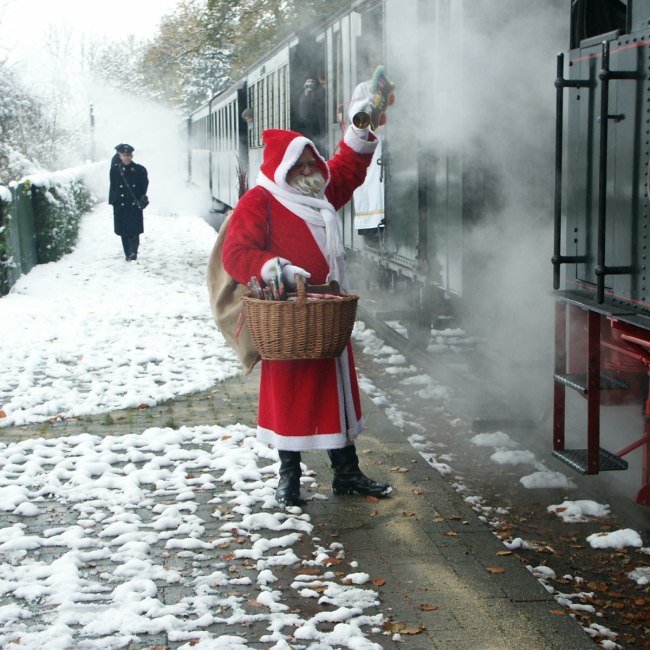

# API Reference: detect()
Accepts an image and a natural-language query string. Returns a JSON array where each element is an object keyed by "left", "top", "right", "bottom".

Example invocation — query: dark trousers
[{"left": 121, "top": 235, "right": 140, "bottom": 260}]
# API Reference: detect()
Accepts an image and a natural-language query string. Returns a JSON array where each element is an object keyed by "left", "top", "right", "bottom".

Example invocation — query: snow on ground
[
  {"left": 547, "top": 500, "right": 611, "bottom": 523},
  {"left": 0, "top": 205, "right": 240, "bottom": 426},
  {"left": 627, "top": 566, "right": 650, "bottom": 585},
  {"left": 0, "top": 424, "right": 384, "bottom": 649},
  {"left": 586, "top": 529, "right": 644, "bottom": 550}
]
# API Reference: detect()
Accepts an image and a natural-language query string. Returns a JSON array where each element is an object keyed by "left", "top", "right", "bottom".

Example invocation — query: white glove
[
  {"left": 349, "top": 81, "right": 373, "bottom": 137},
  {"left": 281, "top": 264, "right": 311, "bottom": 289},
  {"left": 261, "top": 257, "right": 311, "bottom": 289}
]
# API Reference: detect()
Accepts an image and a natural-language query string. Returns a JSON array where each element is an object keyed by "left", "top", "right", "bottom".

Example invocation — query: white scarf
[{"left": 256, "top": 172, "right": 347, "bottom": 291}]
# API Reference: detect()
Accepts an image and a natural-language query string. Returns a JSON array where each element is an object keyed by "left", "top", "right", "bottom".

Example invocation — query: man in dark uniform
[{"left": 108, "top": 143, "right": 149, "bottom": 261}]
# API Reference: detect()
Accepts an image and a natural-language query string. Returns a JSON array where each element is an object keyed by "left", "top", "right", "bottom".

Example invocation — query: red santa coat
[{"left": 222, "top": 127, "right": 377, "bottom": 451}]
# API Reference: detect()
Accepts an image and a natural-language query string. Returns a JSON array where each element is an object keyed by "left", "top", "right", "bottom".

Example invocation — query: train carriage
[
  {"left": 187, "top": 82, "right": 248, "bottom": 214},
  {"left": 554, "top": 0, "right": 650, "bottom": 504}
]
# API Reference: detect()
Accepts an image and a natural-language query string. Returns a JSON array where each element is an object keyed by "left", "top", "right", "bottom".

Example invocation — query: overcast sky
[{"left": 0, "top": 0, "right": 180, "bottom": 56}]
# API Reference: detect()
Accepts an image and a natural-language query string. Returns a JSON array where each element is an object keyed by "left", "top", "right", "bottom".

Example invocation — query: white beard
[{"left": 288, "top": 170, "right": 326, "bottom": 197}]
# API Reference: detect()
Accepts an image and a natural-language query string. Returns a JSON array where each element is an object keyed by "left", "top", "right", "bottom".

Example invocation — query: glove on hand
[
  {"left": 261, "top": 257, "right": 311, "bottom": 290},
  {"left": 281, "top": 264, "right": 311, "bottom": 289},
  {"left": 348, "top": 81, "right": 373, "bottom": 137}
]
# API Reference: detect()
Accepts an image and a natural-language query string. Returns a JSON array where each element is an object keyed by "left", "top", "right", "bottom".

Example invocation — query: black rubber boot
[
  {"left": 276, "top": 450, "right": 303, "bottom": 506},
  {"left": 328, "top": 445, "right": 392, "bottom": 497}
]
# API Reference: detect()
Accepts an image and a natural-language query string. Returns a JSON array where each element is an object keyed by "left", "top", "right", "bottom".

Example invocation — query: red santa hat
[{"left": 260, "top": 129, "right": 329, "bottom": 190}]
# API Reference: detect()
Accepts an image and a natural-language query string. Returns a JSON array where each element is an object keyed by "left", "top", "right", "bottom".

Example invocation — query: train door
[
  {"left": 317, "top": 9, "right": 364, "bottom": 251},
  {"left": 211, "top": 87, "right": 247, "bottom": 210},
  {"left": 383, "top": 0, "right": 463, "bottom": 293},
  {"left": 348, "top": 1, "right": 385, "bottom": 255},
  {"left": 188, "top": 104, "right": 211, "bottom": 196},
  {"left": 565, "top": 0, "right": 646, "bottom": 305}
]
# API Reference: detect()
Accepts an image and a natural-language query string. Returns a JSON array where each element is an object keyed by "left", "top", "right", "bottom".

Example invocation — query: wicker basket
[{"left": 242, "top": 276, "right": 358, "bottom": 360}]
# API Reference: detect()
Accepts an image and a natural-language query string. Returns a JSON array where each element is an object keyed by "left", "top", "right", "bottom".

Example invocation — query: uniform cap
[{"left": 115, "top": 143, "right": 134, "bottom": 154}]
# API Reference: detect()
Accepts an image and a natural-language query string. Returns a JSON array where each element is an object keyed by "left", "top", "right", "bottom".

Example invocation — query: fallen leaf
[
  {"left": 496, "top": 551, "right": 512, "bottom": 556},
  {"left": 298, "top": 568, "right": 321, "bottom": 575},
  {"left": 323, "top": 557, "right": 341, "bottom": 566},
  {"left": 554, "top": 507, "right": 567, "bottom": 513},
  {"left": 449, "top": 515, "right": 462, "bottom": 521},
  {"left": 443, "top": 531, "right": 459, "bottom": 537},
  {"left": 137, "top": 403, "right": 150, "bottom": 409},
  {"left": 222, "top": 552, "right": 236, "bottom": 561},
  {"left": 402, "top": 511, "right": 418, "bottom": 517},
  {"left": 419, "top": 603, "right": 438, "bottom": 611},
  {"left": 381, "top": 621, "right": 404, "bottom": 633},
  {"left": 0, "top": 410, "right": 6, "bottom": 419},
  {"left": 549, "top": 610, "right": 566, "bottom": 615},
  {"left": 401, "top": 625, "right": 426, "bottom": 635},
  {"left": 486, "top": 567, "right": 505, "bottom": 574},
  {"left": 373, "top": 578, "right": 386, "bottom": 586},
  {"left": 370, "top": 510, "right": 380, "bottom": 517},
  {"left": 365, "top": 495, "right": 379, "bottom": 503},
  {"left": 411, "top": 487, "right": 424, "bottom": 495},
  {"left": 432, "top": 517, "right": 445, "bottom": 523}
]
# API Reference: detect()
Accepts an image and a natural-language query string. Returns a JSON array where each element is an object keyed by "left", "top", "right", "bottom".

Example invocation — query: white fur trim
[
  {"left": 343, "top": 125, "right": 377, "bottom": 155},
  {"left": 273, "top": 136, "right": 329, "bottom": 191},
  {"left": 256, "top": 417, "right": 364, "bottom": 451}
]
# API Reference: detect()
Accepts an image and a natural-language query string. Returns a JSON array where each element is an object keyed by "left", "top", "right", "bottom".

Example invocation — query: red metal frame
[{"left": 554, "top": 301, "right": 650, "bottom": 505}]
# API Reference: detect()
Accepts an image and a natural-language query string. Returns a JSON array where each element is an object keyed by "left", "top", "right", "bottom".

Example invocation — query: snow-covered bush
[
  {"left": 0, "top": 186, "right": 15, "bottom": 295},
  {"left": 30, "top": 174, "right": 93, "bottom": 264}
]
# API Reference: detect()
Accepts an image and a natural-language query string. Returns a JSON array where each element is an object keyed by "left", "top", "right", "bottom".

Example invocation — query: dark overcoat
[{"left": 109, "top": 158, "right": 149, "bottom": 237}]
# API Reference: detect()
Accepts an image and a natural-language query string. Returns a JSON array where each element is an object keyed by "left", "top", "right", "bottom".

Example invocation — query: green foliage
[
  {"left": 138, "top": 0, "right": 233, "bottom": 112},
  {"left": 134, "top": 0, "right": 350, "bottom": 112},
  {"left": 31, "top": 178, "right": 93, "bottom": 264},
  {"left": 225, "top": 0, "right": 349, "bottom": 76}
]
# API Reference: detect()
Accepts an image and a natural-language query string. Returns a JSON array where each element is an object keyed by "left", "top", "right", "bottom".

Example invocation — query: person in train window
[
  {"left": 298, "top": 68, "right": 328, "bottom": 157},
  {"left": 108, "top": 143, "right": 149, "bottom": 261},
  {"left": 241, "top": 107, "right": 254, "bottom": 131},
  {"left": 222, "top": 87, "right": 391, "bottom": 507}
]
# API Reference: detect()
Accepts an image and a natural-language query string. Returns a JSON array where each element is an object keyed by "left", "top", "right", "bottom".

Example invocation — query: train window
[{"left": 571, "top": 0, "right": 628, "bottom": 48}]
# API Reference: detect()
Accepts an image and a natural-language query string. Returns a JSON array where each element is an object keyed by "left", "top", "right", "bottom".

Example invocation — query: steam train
[
  {"left": 553, "top": 0, "right": 650, "bottom": 505},
  {"left": 187, "top": 0, "right": 650, "bottom": 505}
]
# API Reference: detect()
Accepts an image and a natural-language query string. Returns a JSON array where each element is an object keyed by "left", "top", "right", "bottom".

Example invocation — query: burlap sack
[{"left": 207, "top": 211, "right": 261, "bottom": 374}]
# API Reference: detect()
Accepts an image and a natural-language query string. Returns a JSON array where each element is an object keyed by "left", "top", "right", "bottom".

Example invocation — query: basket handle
[{"left": 295, "top": 273, "right": 307, "bottom": 307}]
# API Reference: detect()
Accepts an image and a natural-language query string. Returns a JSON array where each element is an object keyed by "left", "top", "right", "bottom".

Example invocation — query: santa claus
[{"left": 222, "top": 94, "right": 392, "bottom": 507}]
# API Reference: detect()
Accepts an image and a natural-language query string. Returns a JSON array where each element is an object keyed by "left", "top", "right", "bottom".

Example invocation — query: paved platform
[{"left": 0, "top": 361, "right": 595, "bottom": 649}]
